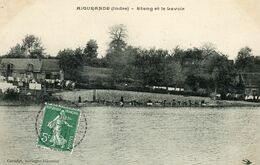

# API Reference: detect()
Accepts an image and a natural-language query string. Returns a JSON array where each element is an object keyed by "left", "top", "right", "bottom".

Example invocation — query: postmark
[{"left": 37, "top": 104, "right": 81, "bottom": 152}]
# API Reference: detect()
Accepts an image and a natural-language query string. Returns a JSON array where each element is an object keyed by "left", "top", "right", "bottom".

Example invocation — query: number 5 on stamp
[{"left": 38, "top": 104, "right": 80, "bottom": 152}]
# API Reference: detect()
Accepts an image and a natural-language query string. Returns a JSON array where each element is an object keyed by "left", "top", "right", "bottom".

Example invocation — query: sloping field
[
  {"left": 81, "top": 66, "right": 112, "bottom": 81},
  {"left": 58, "top": 89, "right": 210, "bottom": 103}
]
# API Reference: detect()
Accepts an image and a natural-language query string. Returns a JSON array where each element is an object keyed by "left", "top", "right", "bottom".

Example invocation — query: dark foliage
[
  {"left": 57, "top": 49, "right": 84, "bottom": 81},
  {"left": 3, "top": 89, "right": 19, "bottom": 100}
]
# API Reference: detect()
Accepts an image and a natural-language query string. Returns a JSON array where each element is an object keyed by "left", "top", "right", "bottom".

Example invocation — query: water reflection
[{"left": 0, "top": 106, "right": 259, "bottom": 165}]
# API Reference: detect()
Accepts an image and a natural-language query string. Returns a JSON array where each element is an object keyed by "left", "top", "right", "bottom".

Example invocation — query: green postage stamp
[{"left": 38, "top": 104, "right": 80, "bottom": 152}]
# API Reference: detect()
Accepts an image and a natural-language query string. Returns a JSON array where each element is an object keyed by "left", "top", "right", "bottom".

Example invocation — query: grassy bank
[
  {"left": 1, "top": 89, "right": 260, "bottom": 107},
  {"left": 57, "top": 89, "right": 209, "bottom": 103},
  {"left": 55, "top": 89, "right": 260, "bottom": 107}
]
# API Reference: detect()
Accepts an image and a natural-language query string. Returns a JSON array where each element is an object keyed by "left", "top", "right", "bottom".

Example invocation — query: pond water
[{"left": 0, "top": 106, "right": 260, "bottom": 165}]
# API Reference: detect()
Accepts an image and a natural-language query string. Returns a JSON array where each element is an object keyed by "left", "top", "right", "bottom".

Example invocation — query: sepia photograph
[{"left": 0, "top": 0, "right": 260, "bottom": 164}]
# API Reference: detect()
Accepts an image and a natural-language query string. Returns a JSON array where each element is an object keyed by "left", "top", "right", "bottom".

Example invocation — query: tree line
[{"left": 1, "top": 25, "right": 259, "bottom": 97}]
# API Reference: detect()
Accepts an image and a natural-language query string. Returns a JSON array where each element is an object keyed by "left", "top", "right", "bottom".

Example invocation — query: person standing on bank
[{"left": 120, "top": 96, "right": 124, "bottom": 107}]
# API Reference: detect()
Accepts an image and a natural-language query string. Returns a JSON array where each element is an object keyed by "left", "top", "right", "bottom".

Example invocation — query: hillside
[{"left": 81, "top": 66, "right": 112, "bottom": 82}]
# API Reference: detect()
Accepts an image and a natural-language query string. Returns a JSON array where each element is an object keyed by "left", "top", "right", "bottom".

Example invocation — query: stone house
[{"left": 0, "top": 58, "right": 64, "bottom": 82}]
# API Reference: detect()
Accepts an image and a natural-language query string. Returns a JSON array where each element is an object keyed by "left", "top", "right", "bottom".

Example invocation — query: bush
[{"left": 3, "top": 88, "right": 19, "bottom": 100}]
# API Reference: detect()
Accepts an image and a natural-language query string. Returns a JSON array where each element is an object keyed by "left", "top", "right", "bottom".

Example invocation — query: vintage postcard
[{"left": 0, "top": 0, "right": 260, "bottom": 164}]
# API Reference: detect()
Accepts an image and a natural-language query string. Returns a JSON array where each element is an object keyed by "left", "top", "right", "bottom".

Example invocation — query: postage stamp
[{"left": 38, "top": 104, "right": 80, "bottom": 152}]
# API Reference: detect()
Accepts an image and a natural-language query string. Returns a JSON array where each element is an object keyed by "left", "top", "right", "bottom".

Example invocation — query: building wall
[
  {"left": 245, "top": 87, "right": 259, "bottom": 96},
  {"left": 12, "top": 72, "right": 22, "bottom": 79},
  {"left": 36, "top": 73, "right": 46, "bottom": 80},
  {"left": 7, "top": 71, "right": 37, "bottom": 80},
  {"left": 2, "top": 70, "right": 64, "bottom": 81},
  {"left": 1, "top": 68, "right": 64, "bottom": 81},
  {"left": 0, "top": 59, "right": 65, "bottom": 82}
]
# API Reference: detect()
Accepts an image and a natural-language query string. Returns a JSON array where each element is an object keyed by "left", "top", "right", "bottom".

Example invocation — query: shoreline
[
  {"left": 1, "top": 99, "right": 260, "bottom": 108},
  {"left": 1, "top": 89, "right": 260, "bottom": 108}
]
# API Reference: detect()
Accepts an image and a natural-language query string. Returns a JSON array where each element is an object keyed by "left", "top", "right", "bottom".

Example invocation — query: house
[
  {"left": 0, "top": 58, "right": 64, "bottom": 82},
  {"left": 239, "top": 56, "right": 260, "bottom": 99},
  {"left": 240, "top": 73, "right": 260, "bottom": 98}
]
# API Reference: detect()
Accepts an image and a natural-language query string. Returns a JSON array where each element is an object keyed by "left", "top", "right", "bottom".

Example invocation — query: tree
[
  {"left": 202, "top": 53, "right": 235, "bottom": 96},
  {"left": 21, "top": 34, "right": 45, "bottom": 58},
  {"left": 165, "top": 61, "right": 185, "bottom": 87},
  {"left": 139, "top": 49, "right": 169, "bottom": 86},
  {"left": 4, "top": 35, "right": 45, "bottom": 58},
  {"left": 109, "top": 46, "right": 136, "bottom": 84},
  {"left": 83, "top": 39, "right": 99, "bottom": 66},
  {"left": 5, "top": 44, "right": 26, "bottom": 58},
  {"left": 201, "top": 42, "right": 216, "bottom": 57},
  {"left": 83, "top": 39, "right": 98, "bottom": 59},
  {"left": 106, "top": 24, "right": 128, "bottom": 65},
  {"left": 108, "top": 24, "right": 128, "bottom": 52},
  {"left": 74, "top": 47, "right": 85, "bottom": 65},
  {"left": 235, "top": 46, "right": 254, "bottom": 72},
  {"left": 57, "top": 49, "right": 83, "bottom": 81}
]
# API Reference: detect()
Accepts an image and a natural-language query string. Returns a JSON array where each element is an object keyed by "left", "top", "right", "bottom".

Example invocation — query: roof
[
  {"left": 254, "top": 57, "right": 260, "bottom": 71},
  {"left": 0, "top": 58, "right": 60, "bottom": 72},
  {"left": 241, "top": 73, "right": 260, "bottom": 88},
  {"left": 1, "top": 58, "right": 42, "bottom": 72},
  {"left": 240, "top": 57, "right": 260, "bottom": 88}
]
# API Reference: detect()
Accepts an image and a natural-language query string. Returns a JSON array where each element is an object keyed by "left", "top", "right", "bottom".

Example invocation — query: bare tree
[
  {"left": 201, "top": 42, "right": 216, "bottom": 57},
  {"left": 108, "top": 24, "right": 128, "bottom": 52}
]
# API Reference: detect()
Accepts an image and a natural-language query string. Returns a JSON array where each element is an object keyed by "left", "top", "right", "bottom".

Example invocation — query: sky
[{"left": 0, "top": 0, "right": 260, "bottom": 59}]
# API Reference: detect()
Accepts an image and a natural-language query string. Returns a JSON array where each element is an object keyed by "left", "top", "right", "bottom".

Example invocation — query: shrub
[{"left": 3, "top": 88, "right": 19, "bottom": 100}]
